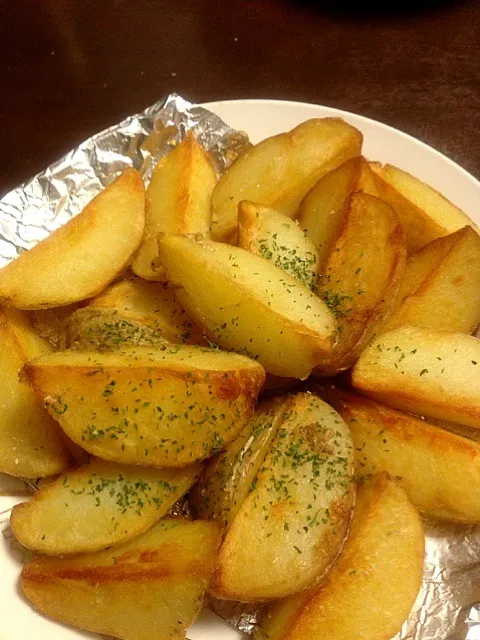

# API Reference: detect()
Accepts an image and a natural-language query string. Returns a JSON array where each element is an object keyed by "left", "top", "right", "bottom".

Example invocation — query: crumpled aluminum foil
[{"left": 1, "top": 93, "right": 480, "bottom": 640}]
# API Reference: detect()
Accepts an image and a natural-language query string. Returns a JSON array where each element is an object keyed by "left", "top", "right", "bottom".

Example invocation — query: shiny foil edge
[{"left": 0, "top": 93, "right": 479, "bottom": 640}]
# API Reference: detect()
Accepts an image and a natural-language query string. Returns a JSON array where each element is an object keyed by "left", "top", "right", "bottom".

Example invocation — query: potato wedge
[
  {"left": 132, "top": 132, "right": 216, "bottom": 281},
  {"left": 85, "top": 276, "right": 204, "bottom": 344},
  {"left": 190, "top": 397, "right": 287, "bottom": 528},
  {"left": 352, "top": 325, "right": 480, "bottom": 429},
  {"left": 21, "top": 518, "right": 221, "bottom": 640},
  {"left": 297, "top": 156, "right": 361, "bottom": 268},
  {"left": 0, "top": 169, "right": 145, "bottom": 309},
  {"left": 211, "top": 118, "right": 362, "bottom": 241},
  {"left": 11, "top": 458, "right": 200, "bottom": 554},
  {"left": 0, "top": 307, "right": 69, "bottom": 478},
  {"left": 66, "top": 307, "right": 170, "bottom": 351},
  {"left": 366, "top": 162, "right": 477, "bottom": 253},
  {"left": 237, "top": 201, "right": 319, "bottom": 289},
  {"left": 23, "top": 345, "right": 265, "bottom": 468},
  {"left": 383, "top": 227, "right": 480, "bottom": 334},
  {"left": 255, "top": 473, "right": 424, "bottom": 640},
  {"left": 315, "top": 192, "right": 406, "bottom": 375},
  {"left": 326, "top": 387, "right": 480, "bottom": 523},
  {"left": 29, "top": 303, "right": 79, "bottom": 349},
  {"left": 158, "top": 237, "right": 336, "bottom": 378},
  {"left": 209, "top": 392, "right": 355, "bottom": 602}
]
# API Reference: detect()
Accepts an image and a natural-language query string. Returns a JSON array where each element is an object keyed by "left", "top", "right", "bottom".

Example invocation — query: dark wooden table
[{"left": 1, "top": 0, "right": 479, "bottom": 196}]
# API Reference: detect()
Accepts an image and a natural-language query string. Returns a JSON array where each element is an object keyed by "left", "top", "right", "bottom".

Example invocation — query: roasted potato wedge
[
  {"left": 365, "top": 162, "right": 477, "bottom": 253},
  {"left": 315, "top": 192, "right": 406, "bottom": 375},
  {"left": 21, "top": 518, "right": 221, "bottom": 640},
  {"left": 85, "top": 276, "right": 204, "bottom": 344},
  {"left": 211, "top": 118, "right": 362, "bottom": 241},
  {"left": 190, "top": 397, "right": 287, "bottom": 528},
  {"left": 237, "top": 201, "right": 319, "bottom": 289},
  {"left": 297, "top": 156, "right": 361, "bottom": 268},
  {"left": 0, "top": 169, "right": 145, "bottom": 309},
  {"left": 23, "top": 345, "right": 265, "bottom": 468},
  {"left": 209, "top": 392, "right": 355, "bottom": 602},
  {"left": 255, "top": 473, "right": 424, "bottom": 640},
  {"left": 158, "top": 237, "right": 336, "bottom": 378},
  {"left": 0, "top": 307, "right": 69, "bottom": 478},
  {"left": 29, "top": 303, "right": 79, "bottom": 349},
  {"left": 326, "top": 387, "right": 480, "bottom": 523},
  {"left": 352, "top": 325, "right": 480, "bottom": 429},
  {"left": 11, "top": 458, "right": 199, "bottom": 554},
  {"left": 66, "top": 307, "right": 170, "bottom": 350},
  {"left": 383, "top": 227, "right": 480, "bottom": 334},
  {"left": 132, "top": 132, "right": 216, "bottom": 281}
]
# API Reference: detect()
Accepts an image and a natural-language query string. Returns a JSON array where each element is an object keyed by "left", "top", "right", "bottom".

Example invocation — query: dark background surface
[{"left": 1, "top": 0, "right": 479, "bottom": 195}]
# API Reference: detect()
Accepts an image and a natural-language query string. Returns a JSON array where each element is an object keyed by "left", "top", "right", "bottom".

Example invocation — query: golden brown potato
[
  {"left": 11, "top": 458, "right": 200, "bottom": 554},
  {"left": 84, "top": 276, "right": 204, "bottom": 344},
  {"left": 158, "top": 236, "right": 336, "bottom": 378},
  {"left": 66, "top": 307, "right": 170, "bottom": 351},
  {"left": 352, "top": 325, "right": 480, "bottom": 429},
  {"left": 365, "top": 162, "right": 478, "bottom": 253},
  {"left": 0, "top": 169, "right": 145, "bottom": 309},
  {"left": 315, "top": 192, "right": 406, "bottom": 375},
  {"left": 297, "top": 156, "right": 361, "bottom": 268},
  {"left": 21, "top": 518, "right": 221, "bottom": 640},
  {"left": 190, "top": 396, "right": 287, "bottom": 528},
  {"left": 132, "top": 132, "right": 216, "bottom": 281},
  {"left": 383, "top": 227, "right": 480, "bottom": 334},
  {"left": 237, "top": 201, "right": 320, "bottom": 289},
  {"left": 326, "top": 387, "right": 480, "bottom": 523},
  {"left": 255, "top": 473, "right": 424, "bottom": 640},
  {"left": 211, "top": 118, "right": 362, "bottom": 241},
  {"left": 23, "top": 345, "right": 265, "bottom": 468},
  {"left": 0, "top": 307, "right": 69, "bottom": 478},
  {"left": 209, "top": 392, "right": 355, "bottom": 602}
]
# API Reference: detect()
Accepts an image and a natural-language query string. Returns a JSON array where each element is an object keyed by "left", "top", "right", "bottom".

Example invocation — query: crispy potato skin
[
  {"left": 10, "top": 458, "right": 200, "bottom": 554},
  {"left": 315, "top": 192, "right": 406, "bottom": 375},
  {"left": 21, "top": 518, "right": 221, "bottom": 640},
  {"left": 0, "top": 169, "right": 145, "bottom": 309},
  {"left": 209, "top": 393, "right": 355, "bottom": 602},
  {"left": 255, "top": 474, "right": 424, "bottom": 640},
  {"left": 326, "top": 387, "right": 480, "bottom": 523},
  {"left": 352, "top": 326, "right": 480, "bottom": 429},
  {"left": 23, "top": 346, "right": 265, "bottom": 467},
  {"left": 211, "top": 118, "right": 362, "bottom": 241}
]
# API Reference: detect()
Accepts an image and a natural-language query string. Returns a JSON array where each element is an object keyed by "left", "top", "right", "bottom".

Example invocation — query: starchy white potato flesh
[
  {"left": 11, "top": 458, "right": 200, "bottom": 554},
  {"left": 211, "top": 118, "right": 362, "bottom": 240},
  {"left": 21, "top": 518, "right": 221, "bottom": 640},
  {"left": 210, "top": 392, "right": 355, "bottom": 602},
  {"left": 0, "top": 307, "right": 69, "bottom": 478},
  {"left": 158, "top": 236, "right": 336, "bottom": 378},
  {"left": 23, "top": 345, "right": 265, "bottom": 467},
  {"left": 190, "top": 396, "right": 287, "bottom": 528},
  {"left": 132, "top": 132, "right": 216, "bottom": 280},
  {"left": 237, "top": 201, "right": 320, "bottom": 289},
  {"left": 255, "top": 474, "right": 424, "bottom": 640},
  {"left": 326, "top": 387, "right": 480, "bottom": 523},
  {"left": 0, "top": 169, "right": 145, "bottom": 309},
  {"left": 352, "top": 325, "right": 480, "bottom": 428}
]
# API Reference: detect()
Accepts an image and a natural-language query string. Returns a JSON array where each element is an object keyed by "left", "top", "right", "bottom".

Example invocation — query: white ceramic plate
[{"left": 1, "top": 99, "right": 480, "bottom": 640}]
